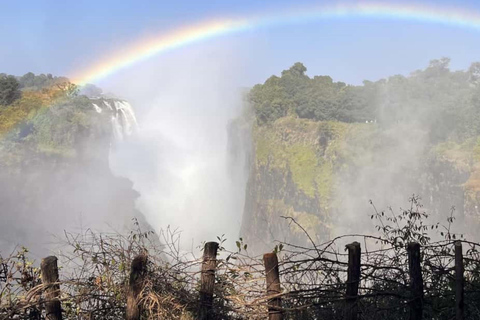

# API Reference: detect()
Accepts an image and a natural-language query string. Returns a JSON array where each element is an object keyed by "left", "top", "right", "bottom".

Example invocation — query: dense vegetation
[
  {"left": 0, "top": 73, "right": 110, "bottom": 164},
  {"left": 0, "top": 73, "right": 143, "bottom": 257},
  {"left": 0, "top": 75, "right": 21, "bottom": 106},
  {"left": 3, "top": 198, "right": 480, "bottom": 319},
  {"left": 250, "top": 62, "right": 375, "bottom": 124},
  {"left": 250, "top": 58, "right": 480, "bottom": 142},
  {"left": 240, "top": 58, "right": 480, "bottom": 252}
]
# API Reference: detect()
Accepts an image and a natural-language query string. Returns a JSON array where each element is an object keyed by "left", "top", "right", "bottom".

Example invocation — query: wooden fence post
[
  {"left": 455, "top": 241, "right": 464, "bottom": 320},
  {"left": 28, "top": 308, "right": 41, "bottom": 320},
  {"left": 263, "top": 252, "right": 283, "bottom": 320},
  {"left": 345, "top": 242, "right": 361, "bottom": 320},
  {"left": 407, "top": 242, "right": 423, "bottom": 320},
  {"left": 199, "top": 242, "right": 219, "bottom": 320},
  {"left": 41, "top": 256, "right": 62, "bottom": 320},
  {"left": 126, "top": 254, "right": 148, "bottom": 320}
]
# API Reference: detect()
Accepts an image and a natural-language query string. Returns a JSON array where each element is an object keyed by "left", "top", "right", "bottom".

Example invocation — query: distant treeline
[
  {"left": 250, "top": 58, "right": 480, "bottom": 141},
  {"left": 0, "top": 72, "right": 104, "bottom": 107},
  {"left": 14, "top": 72, "right": 70, "bottom": 91}
]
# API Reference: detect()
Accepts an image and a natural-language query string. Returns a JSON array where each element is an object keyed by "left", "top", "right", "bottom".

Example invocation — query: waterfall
[
  {"left": 92, "top": 103, "right": 102, "bottom": 113},
  {"left": 91, "top": 99, "right": 138, "bottom": 141},
  {"left": 115, "top": 101, "right": 137, "bottom": 136},
  {"left": 118, "top": 101, "right": 138, "bottom": 126},
  {"left": 103, "top": 101, "right": 113, "bottom": 111},
  {"left": 112, "top": 116, "right": 124, "bottom": 141}
]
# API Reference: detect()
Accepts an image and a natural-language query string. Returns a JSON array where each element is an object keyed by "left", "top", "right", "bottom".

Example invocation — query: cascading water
[
  {"left": 117, "top": 101, "right": 138, "bottom": 135},
  {"left": 103, "top": 48, "right": 249, "bottom": 250},
  {"left": 92, "top": 103, "right": 102, "bottom": 113},
  {"left": 91, "top": 99, "right": 138, "bottom": 141}
]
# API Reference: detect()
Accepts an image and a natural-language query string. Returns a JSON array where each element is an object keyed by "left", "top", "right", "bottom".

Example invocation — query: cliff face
[
  {"left": 237, "top": 60, "right": 480, "bottom": 253},
  {"left": 0, "top": 94, "right": 146, "bottom": 255},
  {"left": 432, "top": 139, "right": 480, "bottom": 234},
  {"left": 239, "top": 117, "right": 480, "bottom": 253},
  {"left": 240, "top": 119, "right": 352, "bottom": 251}
]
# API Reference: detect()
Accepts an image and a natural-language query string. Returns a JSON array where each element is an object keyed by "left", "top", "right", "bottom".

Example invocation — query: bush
[{"left": 0, "top": 75, "right": 21, "bottom": 106}]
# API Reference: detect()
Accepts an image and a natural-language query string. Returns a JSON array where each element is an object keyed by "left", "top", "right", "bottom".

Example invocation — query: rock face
[
  {"left": 240, "top": 118, "right": 339, "bottom": 253},
  {"left": 233, "top": 59, "right": 480, "bottom": 253},
  {"left": 0, "top": 96, "right": 146, "bottom": 255},
  {"left": 239, "top": 116, "right": 480, "bottom": 254}
]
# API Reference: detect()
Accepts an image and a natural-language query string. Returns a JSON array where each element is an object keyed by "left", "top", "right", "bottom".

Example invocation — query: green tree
[
  {"left": 19, "top": 72, "right": 35, "bottom": 88},
  {"left": 0, "top": 75, "right": 21, "bottom": 106},
  {"left": 468, "top": 62, "right": 480, "bottom": 84},
  {"left": 57, "top": 81, "right": 79, "bottom": 97}
]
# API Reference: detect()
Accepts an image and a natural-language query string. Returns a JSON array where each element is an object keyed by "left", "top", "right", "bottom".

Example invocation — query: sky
[{"left": 2, "top": 0, "right": 480, "bottom": 86}]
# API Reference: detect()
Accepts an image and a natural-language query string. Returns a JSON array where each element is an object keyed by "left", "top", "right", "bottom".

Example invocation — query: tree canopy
[
  {"left": 249, "top": 59, "right": 480, "bottom": 142},
  {"left": 0, "top": 75, "right": 21, "bottom": 106},
  {"left": 18, "top": 72, "right": 69, "bottom": 91},
  {"left": 249, "top": 62, "right": 376, "bottom": 124}
]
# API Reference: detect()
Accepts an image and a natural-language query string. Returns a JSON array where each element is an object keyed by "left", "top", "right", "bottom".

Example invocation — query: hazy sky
[{"left": 2, "top": 0, "right": 480, "bottom": 85}]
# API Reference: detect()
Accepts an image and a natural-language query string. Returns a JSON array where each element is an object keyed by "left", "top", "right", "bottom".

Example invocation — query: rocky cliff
[
  {"left": 239, "top": 117, "right": 480, "bottom": 253},
  {"left": 0, "top": 88, "right": 146, "bottom": 255},
  {"left": 237, "top": 60, "right": 480, "bottom": 253}
]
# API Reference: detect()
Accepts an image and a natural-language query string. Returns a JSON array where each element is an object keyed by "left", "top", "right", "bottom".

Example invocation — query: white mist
[{"left": 107, "top": 42, "right": 249, "bottom": 249}]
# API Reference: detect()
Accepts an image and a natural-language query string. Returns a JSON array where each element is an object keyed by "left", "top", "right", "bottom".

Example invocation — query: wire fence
[{"left": 2, "top": 198, "right": 480, "bottom": 319}]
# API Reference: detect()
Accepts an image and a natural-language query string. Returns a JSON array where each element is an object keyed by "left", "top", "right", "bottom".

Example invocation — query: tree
[
  {"left": 57, "top": 81, "right": 79, "bottom": 97},
  {"left": 423, "top": 57, "right": 451, "bottom": 78},
  {"left": 19, "top": 72, "right": 35, "bottom": 88},
  {"left": 289, "top": 62, "right": 307, "bottom": 76},
  {"left": 468, "top": 62, "right": 480, "bottom": 84},
  {"left": 0, "top": 75, "right": 21, "bottom": 106}
]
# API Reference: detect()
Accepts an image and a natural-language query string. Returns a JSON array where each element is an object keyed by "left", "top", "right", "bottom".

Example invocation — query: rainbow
[{"left": 71, "top": 1, "right": 480, "bottom": 85}]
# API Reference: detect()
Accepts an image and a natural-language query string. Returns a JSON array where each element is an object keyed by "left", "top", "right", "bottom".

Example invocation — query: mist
[
  {"left": 1, "top": 38, "right": 477, "bottom": 258},
  {"left": 334, "top": 60, "right": 475, "bottom": 239},
  {"left": 0, "top": 39, "right": 252, "bottom": 256},
  {"left": 107, "top": 43, "right": 250, "bottom": 249}
]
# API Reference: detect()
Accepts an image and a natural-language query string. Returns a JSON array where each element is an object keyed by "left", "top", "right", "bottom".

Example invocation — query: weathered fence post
[
  {"left": 263, "top": 252, "right": 283, "bottom": 320},
  {"left": 407, "top": 242, "right": 423, "bottom": 320},
  {"left": 41, "top": 256, "right": 62, "bottom": 320},
  {"left": 28, "top": 308, "right": 41, "bottom": 320},
  {"left": 126, "top": 254, "right": 148, "bottom": 320},
  {"left": 345, "top": 242, "right": 361, "bottom": 320},
  {"left": 455, "top": 241, "right": 464, "bottom": 320},
  {"left": 199, "top": 242, "right": 219, "bottom": 320}
]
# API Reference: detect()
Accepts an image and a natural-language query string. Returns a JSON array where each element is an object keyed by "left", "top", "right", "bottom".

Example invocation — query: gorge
[{"left": 2, "top": 58, "right": 480, "bottom": 255}]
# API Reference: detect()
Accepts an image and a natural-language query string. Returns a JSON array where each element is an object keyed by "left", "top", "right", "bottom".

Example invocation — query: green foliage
[
  {"left": 0, "top": 90, "right": 53, "bottom": 138},
  {"left": 253, "top": 117, "right": 370, "bottom": 202},
  {"left": 250, "top": 62, "right": 375, "bottom": 124},
  {"left": 56, "top": 81, "right": 79, "bottom": 97},
  {"left": 0, "top": 74, "right": 21, "bottom": 106},
  {"left": 18, "top": 72, "right": 69, "bottom": 91},
  {"left": 0, "top": 84, "right": 113, "bottom": 168},
  {"left": 251, "top": 59, "right": 480, "bottom": 142},
  {"left": 30, "top": 95, "right": 109, "bottom": 156}
]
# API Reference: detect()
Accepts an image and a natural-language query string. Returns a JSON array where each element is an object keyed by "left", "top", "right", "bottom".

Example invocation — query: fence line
[{"left": 2, "top": 234, "right": 479, "bottom": 319}]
